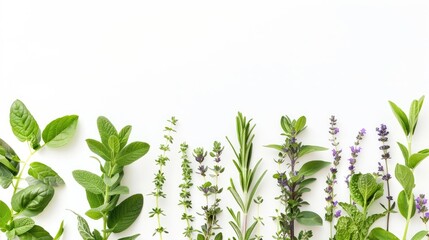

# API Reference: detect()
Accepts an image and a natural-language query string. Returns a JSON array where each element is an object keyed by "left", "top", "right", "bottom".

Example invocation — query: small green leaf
[
  {"left": 0, "top": 165, "right": 14, "bottom": 189},
  {"left": 53, "top": 221, "right": 64, "bottom": 240},
  {"left": 86, "top": 191, "right": 104, "bottom": 209},
  {"left": 12, "top": 184, "right": 55, "bottom": 217},
  {"left": 118, "top": 234, "right": 140, "bottom": 240},
  {"left": 368, "top": 227, "right": 399, "bottom": 240},
  {"left": 116, "top": 142, "right": 150, "bottom": 166},
  {"left": 395, "top": 164, "right": 414, "bottom": 195},
  {"left": 214, "top": 233, "right": 223, "bottom": 240},
  {"left": 296, "top": 211, "right": 323, "bottom": 226},
  {"left": 73, "top": 170, "right": 106, "bottom": 194},
  {"left": 13, "top": 217, "right": 35, "bottom": 235},
  {"left": 108, "top": 135, "right": 120, "bottom": 155},
  {"left": 0, "top": 200, "right": 11, "bottom": 227},
  {"left": 398, "top": 190, "right": 415, "bottom": 218},
  {"left": 9, "top": 100, "right": 41, "bottom": 148},
  {"left": 295, "top": 116, "right": 307, "bottom": 133},
  {"left": 28, "top": 162, "right": 64, "bottom": 187},
  {"left": 107, "top": 194, "right": 143, "bottom": 233},
  {"left": 389, "top": 100, "right": 410, "bottom": 136},
  {"left": 298, "top": 160, "right": 330, "bottom": 177},
  {"left": 298, "top": 145, "right": 328, "bottom": 157},
  {"left": 19, "top": 225, "right": 53, "bottom": 240},
  {"left": 42, "top": 115, "right": 78, "bottom": 147},
  {"left": 264, "top": 144, "right": 284, "bottom": 152},
  {"left": 71, "top": 211, "right": 94, "bottom": 240},
  {"left": 86, "top": 139, "right": 111, "bottom": 161},
  {"left": 108, "top": 186, "right": 129, "bottom": 196},
  {"left": 411, "top": 230, "right": 428, "bottom": 240},
  {"left": 118, "top": 125, "right": 132, "bottom": 149},
  {"left": 104, "top": 174, "right": 120, "bottom": 187},
  {"left": 408, "top": 150, "right": 429, "bottom": 169},
  {"left": 97, "top": 116, "right": 118, "bottom": 146},
  {"left": 397, "top": 142, "right": 409, "bottom": 165},
  {"left": 197, "top": 234, "right": 205, "bottom": 240}
]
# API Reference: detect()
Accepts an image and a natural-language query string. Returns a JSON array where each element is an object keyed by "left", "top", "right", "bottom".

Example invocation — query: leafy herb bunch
[
  {"left": 267, "top": 115, "right": 329, "bottom": 240},
  {"left": 0, "top": 100, "right": 78, "bottom": 240},
  {"left": 72, "top": 116, "right": 149, "bottom": 240}
]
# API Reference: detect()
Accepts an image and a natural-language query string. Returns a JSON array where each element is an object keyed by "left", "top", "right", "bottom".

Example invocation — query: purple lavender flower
[
  {"left": 345, "top": 128, "right": 366, "bottom": 186},
  {"left": 416, "top": 194, "right": 429, "bottom": 224},
  {"left": 334, "top": 210, "right": 341, "bottom": 218}
]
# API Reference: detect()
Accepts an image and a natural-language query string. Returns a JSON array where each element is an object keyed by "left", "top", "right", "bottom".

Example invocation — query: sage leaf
[
  {"left": 108, "top": 135, "right": 120, "bottom": 155},
  {"left": 42, "top": 115, "right": 78, "bottom": 147},
  {"left": 86, "top": 190, "right": 104, "bottom": 208},
  {"left": 28, "top": 162, "right": 64, "bottom": 187},
  {"left": 118, "top": 125, "right": 132, "bottom": 149},
  {"left": 116, "top": 142, "right": 150, "bottom": 166},
  {"left": 9, "top": 100, "right": 41, "bottom": 148},
  {"left": 298, "top": 160, "right": 330, "bottom": 177},
  {"left": 107, "top": 194, "right": 143, "bottom": 233},
  {"left": 395, "top": 164, "right": 414, "bottom": 195},
  {"left": 296, "top": 211, "right": 323, "bottom": 226},
  {"left": 19, "top": 225, "right": 53, "bottom": 240},
  {"left": 12, "top": 184, "right": 54, "bottom": 217},
  {"left": 72, "top": 211, "right": 94, "bottom": 240},
  {"left": 108, "top": 186, "right": 129, "bottom": 196},
  {"left": 86, "top": 139, "right": 111, "bottom": 161},
  {"left": 73, "top": 170, "right": 106, "bottom": 194},
  {"left": 97, "top": 116, "right": 118, "bottom": 146},
  {"left": 13, "top": 217, "right": 35, "bottom": 235},
  {"left": 0, "top": 200, "right": 11, "bottom": 228}
]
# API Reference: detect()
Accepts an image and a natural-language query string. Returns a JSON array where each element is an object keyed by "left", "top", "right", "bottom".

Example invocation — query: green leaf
[
  {"left": 19, "top": 225, "right": 53, "bottom": 240},
  {"left": 108, "top": 135, "right": 120, "bottom": 155},
  {"left": 118, "top": 125, "right": 132, "bottom": 149},
  {"left": 358, "top": 173, "right": 378, "bottom": 203},
  {"left": 86, "top": 139, "right": 111, "bottom": 161},
  {"left": 107, "top": 194, "right": 143, "bottom": 233},
  {"left": 409, "top": 99, "right": 420, "bottom": 135},
  {"left": 42, "top": 115, "right": 78, "bottom": 147},
  {"left": 12, "top": 184, "right": 54, "bottom": 217},
  {"left": 398, "top": 190, "right": 415, "bottom": 218},
  {"left": 349, "top": 173, "right": 364, "bottom": 206},
  {"left": 397, "top": 142, "right": 409, "bottom": 165},
  {"left": 368, "top": 227, "right": 400, "bottom": 240},
  {"left": 411, "top": 230, "right": 428, "bottom": 240},
  {"left": 296, "top": 211, "right": 323, "bottom": 226},
  {"left": 118, "top": 234, "right": 140, "bottom": 240},
  {"left": 72, "top": 211, "right": 94, "bottom": 240},
  {"left": 197, "top": 234, "right": 205, "bottom": 240},
  {"left": 104, "top": 174, "right": 120, "bottom": 187},
  {"left": 73, "top": 170, "right": 106, "bottom": 194},
  {"left": 408, "top": 150, "right": 429, "bottom": 169},
  {"left": 116, "top": 142, "right": 150, "bottom": 166},
  {"left": 395, "top": 164, "right": 414, "bottom": 195},
  {"left": 0, "top": 200, "right": 11, "bottom": 228},
  {"left": 0, "top": 164, "right": 14, "bottom": 189},
  {"left": 9, "top": 100, "right": 41, "bottom": 148},
  {"left": 298, "top": 145, "right": 328, "bottom": 157},
  {"left": 295, "top": 116, "right": 307, "bottom": 133},
  {"left": 298, "top": 160, "right": 330, "bottom": 177},
  {"left": 97, "top": 116, "right": 118, "bottom": 146},
  {"left": 28, "top": 162, "right": 64, "bottom": 187},
  {"left": 85, "top": 204, "right": 105, "bottom": 220},
  {"left": 389, "top": 100, "right": 410, "bottom": 136},
  {"left": 13, "top": 217, "right": 35, "bottom": 235},
  {"left": 53, "top": 221, "right": 64, "bottom": 240},
  {"left": 214, "top": 233, "right": 223, "bottom": 240},
  {"left": 86, "top": 191, "right": 104, "bottom": 208},
  {"left": 0, "top": 155, "right": 18, "bottom": 172},
  {"left": 108, "top": 186, "right": 129, "bottom": 195},
  {"left": 264, "top": 144, "right": 284, "bottom": 152}
]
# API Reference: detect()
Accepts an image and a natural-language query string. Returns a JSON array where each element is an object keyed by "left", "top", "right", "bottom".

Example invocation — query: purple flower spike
[{"left": 334, "top": 210, "right": 341, "bottom": 218}]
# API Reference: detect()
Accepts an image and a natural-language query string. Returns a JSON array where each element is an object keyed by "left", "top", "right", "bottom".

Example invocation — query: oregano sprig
[
  {"left": 178, "top": 142, "right": 194, "bottom": 239},
  {"left": 72, "top": 116, "right": 148, "bottom": 240},
  {"left": 0, "top": 99, "right": 78, "bottom": 240},
  {"left": 149, "top": 116, "right": 178, "bottom": 239}
]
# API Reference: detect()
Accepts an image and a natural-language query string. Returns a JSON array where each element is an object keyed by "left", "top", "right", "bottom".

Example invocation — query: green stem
[
  {"left": 102, "top": 165, "right": 113, "bottom": 240},
  {"left": 157, "top": 165, "right": 163, "bottom": 240},
  {"left": 402, "top": 192, "right": 414, "bottom": 240}
]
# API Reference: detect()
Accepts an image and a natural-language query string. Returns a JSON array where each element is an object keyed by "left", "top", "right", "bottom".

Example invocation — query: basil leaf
[
  {"left": 389, "top": 100, "right": 410, "bottom": 136},
  {"left": 395, "top": 164, "right": 414, "bottom": 195},
  {"left": 28, "top": 162, "right": 64, "bottom": 187},
  {"left": 19, "top": 225, "right": 53, "bottom": 240},
  {"left": 116, "top": 142, "right": 150, "bottom": 166},
  {"left": 411, "top": 230, "right": 429, "bottom": 240},
  {"left": 73, "top": 170, "right": 105, "bottom": 194},
  {"left": 9, "top": 100, "right": 41, "bottom": 149},
  {"left": 107, "top": 194, "right": 143, "bottom": 233},
  {"left": 398, "top": 190, "right": 415, "bottom": 218},
  {"left": 12, "top": 184, "right": 54, "bottom": 217},
  {"left": 0, "top": 200, "right": 11, "bottom": 228},
  {"left": 0, "top": 164, "right": 14, "bottom": 188},
  {"left": 298, "top": 160, "right": 330, "bottom": 177},
  {"left": 298, "top": 145, "right": 328, "bottom": 157},
  {"left": 408, "top": 150, "right": 429, "bottom": 169},
  {"left": 42, "top": 115, "right": 78, "bottom": 147},
  {"left": 13, "top": 217, "right": 35, "bottom": 235},
  {"left": 368, "top": 227, "right": 399, "bottom": 240}
]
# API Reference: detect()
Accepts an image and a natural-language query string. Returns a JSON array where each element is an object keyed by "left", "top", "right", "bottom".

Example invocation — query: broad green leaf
[
  {"left": 73, "top": 170, "right": 105, "bottom": 194},
  {"left": 116, "top": 142, "right": 150, "bottom": 166},
  {"left": 411, "top": 230, "right": 428, "bottom": 240},
  {"left": 10, "top": 100, "right": 41, "bottom": 148},
  {"left": 97, "top": 116, "right": 118, "bottom": 146},
  {"left": 214, "top": 233, "right": 223, "bottom": 240},
  {"left": 298, "top": 160, "right": 330, "bottom": 177},
  {"left": 395, "top": 164, "right": 414, "bottom": 195},
  {"left": 53, "top": 221, "right": 64, "bottom": 240},
  {"left": 0, "top": 164, "right": 14, "bottom": 188},
  {"left": 298, "top": 145, "right": 328, "bottom": 157},
  {"left": 300, "top": 178, "right": 316, "bottom": 187},
  {"left": 389, "top": 100, "right": 410, "bottom": 136},
  {"left": 350, "top": 174, "right": 364, "bottom": 206},
  {"left": 398, "top": 190, "right": 415, "bottom": 218},
  {"left": 0, "top": 138, "right": 20, "bottom": 172},
  {"left": 108, "top": 186, "right": 129, "bottom": 195},
  {"left": 72, "top": 211, "right": 94, "bottom": 240},
  {"left": 280, "top": 116, "right": 290, "bottom": 133},
  {"left": 92, "top": 230, "right": 102, "bottom": 240},
  {"left": 408, "top": 150, "right": 429, "bottom": 169},
  {"left": 0, "top": 200, "right": 11, "bottom": 227},
  {"left": 12, "top": 184, "right": 54, "bottom": 216},
  {"left": 296, "top": 211, "right": 323, "bottom": 226},
  {"left": 107, "top": 194, "right": 143, "bottom": 233},
  {"left": 86, "top": 191, "right": 104, "bottom": 208},
  {"left": 85, "top": 204, "right": 106, "bottom": 220},
  {"left": 118, "top": 234, "right": 140, "bottom": 240},
  {"left": 197, "top": 234, "right": 205, "bottom": 240},
  {"left": 358, "top": 173, "right": 378, "bottom": 203},
  {"left": 397, "top": 142, "right": 409, "bottom": 165},
  {"left": 118, "top": 125, "right": 132, "bottom": 149},
  {"left": 295, "top": 116, "right": 307, "bottom": 133},
  {"left": 19, "top": 225, "right": 53, "bottom": 240},
  {"left": 0, "top": 155, "right": 17, "bottom": 172},
  {"left": 28, "top": 162, "right": 64, "bottom": 187},
  {"left": 108, "top": 135, "right": 120, "bottom": 155},
  {"left": 42, "top": 115, "right": 78, "bottom": 147},
  {"left": 13, "top": 217, "right": 35, "bottom": 235},
  {"left": 368, "top": 227, "right": 399, "bottom": 240},
  {"left": 86, "top": 139, "right": 111, "bottom": 161},
  {"left": 264, "top": 144, "right": 284, "bottom": 152}
]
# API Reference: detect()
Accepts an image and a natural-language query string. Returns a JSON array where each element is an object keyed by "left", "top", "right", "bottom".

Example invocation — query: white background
[{"left": 1, "top": 1, "right": 429, "bottom": 239}]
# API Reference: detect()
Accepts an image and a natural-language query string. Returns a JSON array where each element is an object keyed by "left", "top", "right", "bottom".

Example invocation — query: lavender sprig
[
  {"left": 324, "top": 116, "right": 342, "bottom": 239},
  {"left": 416, "top": 194, "right": 429, "bottom": 225},
  {"left": 375, "top": 124, "right": 394, "bottom": 231},
  {"left": 345, "top": 128, "right": 366, "bottom": 187},
  {"left": 179, "top": 142, "right": 194, "bottom": 239}
]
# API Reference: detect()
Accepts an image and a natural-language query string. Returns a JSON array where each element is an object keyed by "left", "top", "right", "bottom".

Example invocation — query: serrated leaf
[
  {"left": 19, "top": 225, "right": 53, "bottom": 240},
  {"left": 0, "top": 200, "right": 11, "bottom": 228},
  {"left": 296, "top": 211, "right": 323, "bottom": 226},
  {"left": 298, "top": 160, "right": 330, "bottom": 177},
  {"left": 73, "top": 170, "right": 105, "bottom": 194},
  {"left": 12, "top": 184, "right": 54, "bottom": 217},
  {"left": 28, "top": 162, "right": 64, "bottom": 187},
  {"left": 10, "top": 100, "right": 41, "bottom": 148},
  {"left": 97, "top": 116, "right": 118, "bottom": 146},
  {"left": 116, "top": 142, "right": 150, "bottom": 166},
  {"left": 13, "top": 217, "right": 35, "bottom": 235},
  {"left": 86, "top": 139, "right": 111, "bottom": 161},
  {"left": 107, "top": 194, "right": 143, "bottom": 233},
  {"left": 42, "top": 115, "right": 78, "bottom": 147},
  {"left": 395, "top": 164, "right": 414, "bottom": 195}
]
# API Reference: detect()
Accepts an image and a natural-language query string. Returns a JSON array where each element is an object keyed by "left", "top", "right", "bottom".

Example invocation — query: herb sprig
[{"left": 179, "top": 142, "right": 194, "bottom": 239}]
